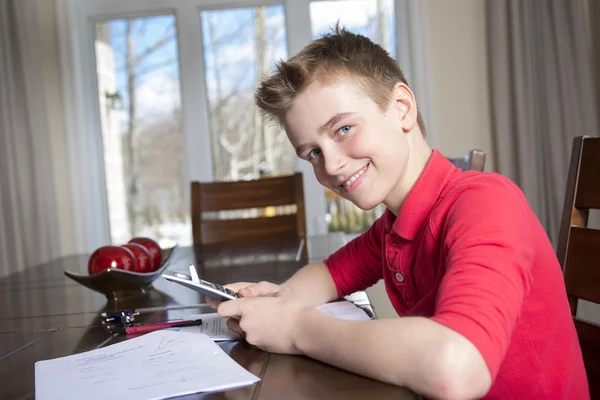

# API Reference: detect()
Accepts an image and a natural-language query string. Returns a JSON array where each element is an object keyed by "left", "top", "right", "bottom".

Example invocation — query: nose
[{"left": 322, "top": 148, "right": 345, "bottom": 176}]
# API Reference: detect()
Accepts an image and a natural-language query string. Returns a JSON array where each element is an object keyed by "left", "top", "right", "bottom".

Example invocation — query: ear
[{"left": 391, "top": 82, "right": 418, "bottom": 132}]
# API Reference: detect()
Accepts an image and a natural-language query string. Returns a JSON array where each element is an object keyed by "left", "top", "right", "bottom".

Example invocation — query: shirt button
[{"left": 395, "top": 272, "right": 404, "bottom": 282}]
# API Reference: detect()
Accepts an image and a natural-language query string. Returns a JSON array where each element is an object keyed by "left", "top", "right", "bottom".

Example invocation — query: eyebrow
[
  {"left": 318, "top": 112, "right": 355, "bottom": 134},
  {"left": 294, "top": 112, "right": 356, "bottom": 156}
]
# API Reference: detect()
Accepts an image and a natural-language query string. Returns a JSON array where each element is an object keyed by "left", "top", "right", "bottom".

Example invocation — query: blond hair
[{"left": 255, "top": 25, "right": 426, "bottom": 135}]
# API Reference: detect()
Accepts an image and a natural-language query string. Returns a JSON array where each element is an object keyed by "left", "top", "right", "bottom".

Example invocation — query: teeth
[{"left": 343, "top": 166, "right": 367, "bottom": 187}]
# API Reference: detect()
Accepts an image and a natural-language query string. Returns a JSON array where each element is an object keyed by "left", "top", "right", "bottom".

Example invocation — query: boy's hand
[
  {"left": 206, "top": 281, "right": 282, "bottom": 309},
  {"left": 217, "top": 294, "right": 310, "bottom": 355}
]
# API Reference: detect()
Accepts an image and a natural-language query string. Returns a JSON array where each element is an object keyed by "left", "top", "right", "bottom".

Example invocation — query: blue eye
[
  {"left": 337, "top": 126, "right": 352, "bottom": 136},
  {"left": 308, "top": 148, "right": 322, "bottom": 160}
]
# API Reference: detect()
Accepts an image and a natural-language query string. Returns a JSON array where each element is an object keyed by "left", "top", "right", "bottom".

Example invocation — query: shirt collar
[{"left": 384, "top": 149, "right": 457, "bottom": 240}]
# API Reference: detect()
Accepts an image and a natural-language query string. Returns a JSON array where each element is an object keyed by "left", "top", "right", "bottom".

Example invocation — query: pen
[
  {"left": 134, "top": 304, "right": 206, "bottom": 313},
  {"left": 111, "top": 319, "right": 203, "bottom": 334}
]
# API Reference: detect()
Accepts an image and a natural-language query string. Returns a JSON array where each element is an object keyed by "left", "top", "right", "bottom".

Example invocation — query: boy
[{"left": 213, "top": 27, "right": 588, "bottom": 399}]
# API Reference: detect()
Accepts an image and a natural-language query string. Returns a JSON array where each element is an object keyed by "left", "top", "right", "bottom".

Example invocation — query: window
[
  {"left": 95, "top": 15, "right": 189, "bottom": 247},
  {"left": 201, "top": 6, "right": 295, "bottom": 182},
  {"left": 74, "top": 0, "right": 423, "bottom": 247}
]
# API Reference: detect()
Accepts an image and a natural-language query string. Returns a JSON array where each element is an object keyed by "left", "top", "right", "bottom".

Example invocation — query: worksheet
[
  {"left": 181, "top": 301, "right": 372, "bottom": 342},
  {"left": 35, "top": 331, "right": 259, "bottom": 400},
  {"left": 315, "top": 300, "right": 373, "bottom": 320},
  {"left": 179, "top": 312, "right": 241, "bottom": 341}
]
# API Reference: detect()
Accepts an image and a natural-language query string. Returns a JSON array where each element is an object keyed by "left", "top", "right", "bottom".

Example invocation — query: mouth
[{"left": 339, "top": 163, "right": 369, "bottom": 190}]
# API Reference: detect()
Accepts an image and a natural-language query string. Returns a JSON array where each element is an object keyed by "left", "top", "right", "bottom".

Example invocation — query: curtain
[
  {"left": 487, "top": 0, "right": 599, "bottom": 246},
  {"left": 0, "top": 0, "right": 60, "bottom": 277}
]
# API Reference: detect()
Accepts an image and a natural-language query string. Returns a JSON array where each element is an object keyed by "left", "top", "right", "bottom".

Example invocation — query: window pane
[
  {"left": 201, "top": 6, "right": 294, "bottom": 181},
  {"left": 310, "top": 0, "right": 395, "bottom": 233},
  {"left": 95, "top": 15, "right": 190, "bottom": 247},
  {"left": 311, "top": 0, "right": 396, "bottom": 57}
]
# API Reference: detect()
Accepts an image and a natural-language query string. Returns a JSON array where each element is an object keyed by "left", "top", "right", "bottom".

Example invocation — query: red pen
[{"left": 112, "top": 319, "right": 202, "bottom": 334}]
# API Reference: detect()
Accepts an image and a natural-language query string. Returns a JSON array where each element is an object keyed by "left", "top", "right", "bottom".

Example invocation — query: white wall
[
  {"left": 367, "top": 0, "right": 493, "bottom": 319},
  {"left": 427, "top": 0, "right": 494, "bottom": 171}
]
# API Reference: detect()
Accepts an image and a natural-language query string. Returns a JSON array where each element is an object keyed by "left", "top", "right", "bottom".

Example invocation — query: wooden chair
[
  {"left": 557, "top": 136, "right": 600, "bottom": 398},
  {"left": 191, "top": 172, "right": 308, "bottom": 262},
  {"left": 448, "top": 149, "right": 486, "bottom": 172}
]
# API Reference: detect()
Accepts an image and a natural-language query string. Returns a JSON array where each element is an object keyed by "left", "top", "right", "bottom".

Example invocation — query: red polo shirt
[{"left": 325, "top": 149, "right": 588, "bottom": 399}]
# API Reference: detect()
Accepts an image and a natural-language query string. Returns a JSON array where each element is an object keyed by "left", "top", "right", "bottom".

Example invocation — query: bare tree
[
  {"left": 220, "top": 107, "right": 254, "bottom": 180},
  {"left": 206, "top": 15, "right": 226, "bottom": 180},
  {"left": 135, "top": 109, "right": 185, "bottom": 224},
  {"left": 121, "top": 18, "right": 175, "bottom": 234},
  {"left": 205, "top": 10, "right": 267, "bottom": 181},
  {"left": 206, "top": 7, "right": 292, "bottom": 181}
]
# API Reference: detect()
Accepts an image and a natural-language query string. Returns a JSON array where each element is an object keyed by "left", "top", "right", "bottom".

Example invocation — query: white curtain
[
  {"left": 487, "top": 0, "right": 599, "bottom": 246},
  {"left": 0, "top": 0, "right": 60, "bottom": 277}
]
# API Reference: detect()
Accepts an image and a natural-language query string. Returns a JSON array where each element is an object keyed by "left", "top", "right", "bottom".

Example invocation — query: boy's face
[{"left": 282, "top": 79, "right": 413, "bottom": 211}]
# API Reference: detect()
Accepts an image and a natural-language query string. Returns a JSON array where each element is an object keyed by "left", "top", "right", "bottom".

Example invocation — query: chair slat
[
  {"left": 575, "top": 139, "right": 600, "bottom": 209},
  {"left": 565, "top": 227, "right": 600, "bottom": 305},
  {"left": 558, "top": 136, "right": 585, "bottom": 268},
  {"left": 199, "top": 215, "right": 299, "bottom": 245},
  {"left": 198, "top": 175, "right": 297, "bottom": 211},
  {"left": 558, "top": 136, "right": 600, "bottom": 394}
]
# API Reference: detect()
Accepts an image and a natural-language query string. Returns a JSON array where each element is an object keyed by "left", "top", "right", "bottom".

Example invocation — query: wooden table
[{"left": 0, "top": 238, "right": 415, "bottom": 400}]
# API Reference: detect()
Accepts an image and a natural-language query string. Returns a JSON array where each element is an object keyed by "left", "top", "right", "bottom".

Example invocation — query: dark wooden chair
[
  {"left": 557, "top": 136, "right": 600, "bottom": 398},
  {"left": 448, "top": 149, "right": 486, "bottom": 172},
  {"left": 191, "top": 172, "right": 308, "bottom": 262}
]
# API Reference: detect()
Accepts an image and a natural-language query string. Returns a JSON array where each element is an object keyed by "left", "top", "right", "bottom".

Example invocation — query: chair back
[
  {"left": 557, "top": 136, "right": 600, "bottom": 398},
  {"left": 191, "top": 172, "right": 308, "bottom": 260},
  {"left": 448, "top": 149, "right": 486, "bottom": 172},
  {"left": 558, "top": 136, "right": 600, "bottom": 312}
]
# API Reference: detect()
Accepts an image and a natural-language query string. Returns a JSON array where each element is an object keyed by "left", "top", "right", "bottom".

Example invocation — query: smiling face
[{"left": 283, "top": 78, "right": 425, "bottom": 212}]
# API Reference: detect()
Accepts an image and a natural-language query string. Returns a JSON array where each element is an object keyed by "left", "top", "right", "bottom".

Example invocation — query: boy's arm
[
  {"left": 228, "top": 214, "right": 386, "bottom": 305},
  {"left": 221, "top": 262, "right": 341, "bottom": 306},
  {"left": 292, "top": 177, "right": 533, "bottom": 399},
  {"left": 293, "top": 311, "right": 491, "bottom": 400},
  {"left": 219, "top": 297, "right": 490, "bottom": 400},
  {"left": 278, "top": 261, "right": 339, "bottom": 306},
  {"left": 430, "top": 176, "right": 535, "bottom": 385}
]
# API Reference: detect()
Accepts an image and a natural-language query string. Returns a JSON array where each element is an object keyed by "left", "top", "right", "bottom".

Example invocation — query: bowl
[{"left": 64, "top": 245, "right": 178, "bottom": 300}]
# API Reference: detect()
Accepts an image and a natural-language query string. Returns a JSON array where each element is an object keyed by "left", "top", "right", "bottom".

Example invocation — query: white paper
[
  {"left": 315, "top": 300, "right": 372, "bottom": 320},
  {"left": 35, "top": 330, "right": 259, "bottom": 400},
  {"left": 179, "top": 313, "right": 241, "bottom": 341},
  {"left": 180, "top": 302, "right": 371, "bottom": 343}
]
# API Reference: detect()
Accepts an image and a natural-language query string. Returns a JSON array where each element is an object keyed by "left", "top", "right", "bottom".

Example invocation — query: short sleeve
[
  {"left": 430, "top": 176, "right": 535, "bottom": 380},
  {"left": 324, "top": 213, "right": 386, "bottom": 298}
]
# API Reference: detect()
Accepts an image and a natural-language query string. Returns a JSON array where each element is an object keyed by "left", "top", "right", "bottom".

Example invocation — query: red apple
[
  {"left": 88, "top": 246, "right": 137, "bottom": 275},
  {"left": 122, "top": 243, "right": 153, "bottom": 273},
  {"left": 128, "top": 237, "right": 162, "bottom": 270}
]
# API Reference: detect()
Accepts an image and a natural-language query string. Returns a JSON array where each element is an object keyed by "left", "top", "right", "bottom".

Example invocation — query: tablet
[{"left": 162, "top": 269, "right": 242, "bottom": 301}]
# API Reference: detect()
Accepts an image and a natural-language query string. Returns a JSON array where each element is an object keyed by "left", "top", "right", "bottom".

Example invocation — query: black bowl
[{"left": 64, "top": 246, "right": 178, "bottom": 300}]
